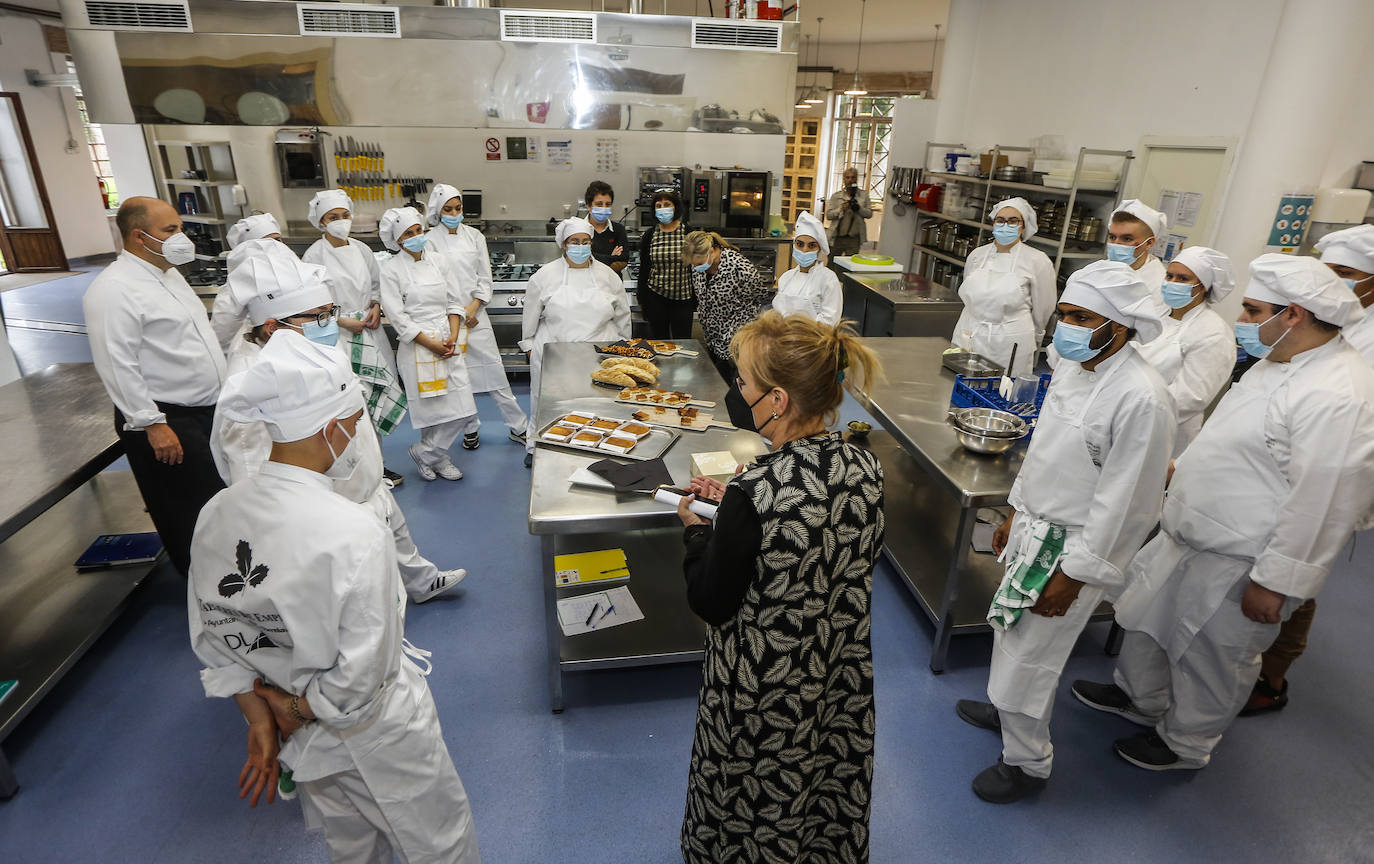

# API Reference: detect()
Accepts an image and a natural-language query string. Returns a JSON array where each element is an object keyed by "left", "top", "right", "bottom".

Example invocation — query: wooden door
[{"left": 0, "top": 92, "right": 67, "bottom": 273}]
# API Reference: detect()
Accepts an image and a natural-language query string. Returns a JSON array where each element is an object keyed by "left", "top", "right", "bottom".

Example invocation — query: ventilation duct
[
  {"left": 298, "top": 4, "right": 401, "bottom": 38},
  {"left": 691, "top": 18, "right": 783, "bottom": 52},
  {"left": 500, "top": 10, "right": 597, "bottom": 44},
  {"left": 83, "top": 0, "right": 192, "bottom": 32}
]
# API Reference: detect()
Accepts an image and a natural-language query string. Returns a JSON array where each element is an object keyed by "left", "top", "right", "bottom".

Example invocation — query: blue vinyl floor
[{"left": 1, "top": 271, "right": 1372, "bottom": 863}]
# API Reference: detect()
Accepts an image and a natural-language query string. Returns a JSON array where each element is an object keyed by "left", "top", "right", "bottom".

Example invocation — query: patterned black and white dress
[
  {"left": 691, "top": 248, "right": 775, "bottom": 362},
  {"left": 681, "top": 432, "right": 885, "bottom": 864}
]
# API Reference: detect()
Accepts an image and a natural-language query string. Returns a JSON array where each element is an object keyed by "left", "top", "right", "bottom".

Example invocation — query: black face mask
[{"left": 746, "top": 389, "right": 775, "bottom": 436}]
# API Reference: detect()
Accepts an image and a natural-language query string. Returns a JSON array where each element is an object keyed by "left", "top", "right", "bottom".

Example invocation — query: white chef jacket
[
  {"left": 188, "top": 461, "right": 405, "bottom": 782},
  {"left": 1135, "top": 303, "right": 1237, "bottom": 456},
  {"left": 1136, "top": 256, "right": 1169, "bottom": 318},
  {"left": 83, "top": 251, "right": 228, "bottom": 429},
  {"left": 302, "top": 237, "right": 382, "bottom": 318},
  {"left": 1341, "top": 307, "right": 1374, "bottom": 366},
  {"left": 380, "top": 249, "right": 476, "bottom": 428},
  {"left": 519, "top": 257, "right": 631, "bottom": 353},
  {"left": 773, "top": 264, "right": 843, "bottom": 326},
  {"left": 1009, "top": 344, "right": 1176, "bottom": 594},
  {"left": 425, "top": 224, "right": 492, "bottom": 309},
  {"left": 964, "top": 242, "right": 1057, "bottom": 340}
]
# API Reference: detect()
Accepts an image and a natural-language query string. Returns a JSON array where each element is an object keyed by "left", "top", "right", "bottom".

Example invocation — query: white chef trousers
[
  {"left": 384, "top": 492, "right": 442, "bottom": 602},
  {"left": 299, "top": 769, "right": 402, "bottom": 864},
  {"left": 462, "top": 385, "right": 528, "bottom": 437},
  {"left": 1113, "top": 595, "right": 1282, "bottom": 766},
  {"left": 416, "top": 416, "right": 474, "bottom": 467},
  {"left": 991, "top": 584, "right": 1105, "bottom": 779}
]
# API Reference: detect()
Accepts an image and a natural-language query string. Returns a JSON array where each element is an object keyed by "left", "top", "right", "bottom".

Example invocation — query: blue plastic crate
[{"left": 951, "top": 373, "right": 1052, "bottom": 435}]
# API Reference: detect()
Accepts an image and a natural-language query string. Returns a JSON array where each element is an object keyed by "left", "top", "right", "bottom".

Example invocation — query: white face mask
[
  {"left": 324, "top": 417, "right": 382, "bottom": 502},
  {"left": 324, "top": 219, "right": 352, "bottom": 240},
  {"left": 143, "top": 230, "right": 197, "bottom": 266}
]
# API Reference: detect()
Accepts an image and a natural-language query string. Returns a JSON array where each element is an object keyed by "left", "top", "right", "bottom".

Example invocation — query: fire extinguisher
[
  {"left": 757, "top": 0, "right": 782, "bottom": 20},
  {"left": 98, "top": 177, "right": 110, "bottom": 210}
]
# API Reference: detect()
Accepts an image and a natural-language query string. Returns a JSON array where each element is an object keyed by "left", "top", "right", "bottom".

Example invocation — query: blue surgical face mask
[
  {"left": 1343, "top": 275, "right": 1373, "bottom": 298},
  {"left": 1052, "top": 319, "right": 1111, "bottom": 363},
  {"left": 297, "top": 318, "right": 339, "bottom": 347},
  {"left": 1106, "top": 240, "right": 1147, "bottom": 265},
  {"left": 565, "top": 244, "right": 592, "bottom": 264},
  {"left": 692, "top": 259, "right": 712, "bottom": 274},
  {"left": 441, "top": 214, "right": 463, "bottom": 229},
  {"left": 1235, "top": 308, "right": 1288, "bottom": 360},
  {"left": 991, "top": 223, "right": 1021, "bottom": 246},
  {"left": 590, "top": 206, "right": 613, "bottom": 223},
  {"left": 1162, "top": 281, "right": 1199, "bottom": 309},
  {"left": 655, "top": 207, "right": 675, "bottom": 224},
  {"left": 793, "top": 248, "right": 819, "bottom": 268},
  {"left": 401, "top": 234, "right": 427, "bottom": 254}
]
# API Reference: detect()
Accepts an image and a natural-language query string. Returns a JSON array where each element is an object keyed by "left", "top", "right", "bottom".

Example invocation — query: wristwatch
[{"left": 288, "top": 694, "right": 311, "bottom": 726}]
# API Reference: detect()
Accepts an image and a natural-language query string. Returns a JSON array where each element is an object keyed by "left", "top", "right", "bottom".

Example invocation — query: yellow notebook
[{"left": 554, "top": 548, "right": 630, "bottom": 587}]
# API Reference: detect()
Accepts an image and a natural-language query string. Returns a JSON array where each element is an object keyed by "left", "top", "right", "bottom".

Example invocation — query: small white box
[{"left": 691, "top": 450, "right": 739, "bottom": 483}]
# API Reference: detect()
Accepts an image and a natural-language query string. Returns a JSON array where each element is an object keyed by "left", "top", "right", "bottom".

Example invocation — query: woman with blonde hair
[{"left": 676, "top": 311, "right": 885, "bottom": 864}]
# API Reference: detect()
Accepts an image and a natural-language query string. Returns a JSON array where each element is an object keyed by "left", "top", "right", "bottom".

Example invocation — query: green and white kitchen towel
[{"left": 987, "top": 520, "right": 1067, "bottom": 632}]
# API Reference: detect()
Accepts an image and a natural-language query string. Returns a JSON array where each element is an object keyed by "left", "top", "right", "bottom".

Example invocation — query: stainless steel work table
[
  {"left": 527, "top": 342, "right": 766, "bottom": 712},
  {"left": 0, "top": 364, "right": 157, "bottom": 797},
  {"left": 839, "top": 271, "right": 964, "bottom": 339},
  {"left": 845, "top": 338, "right": 1027, "bottom": 673}
]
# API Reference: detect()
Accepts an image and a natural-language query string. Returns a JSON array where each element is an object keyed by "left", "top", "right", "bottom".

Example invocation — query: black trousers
[
  {"left": 115, "top": 403, "right": 225, "bottom": 577},
  {"left": 709, "top": 352, "right": 758, "bottom": 431},
  {"left": 637, "top": 286, "right": 697, "bottom": 340}
]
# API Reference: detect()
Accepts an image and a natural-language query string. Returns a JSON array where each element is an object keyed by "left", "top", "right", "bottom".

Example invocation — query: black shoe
[
  {"left": 383, "top": 467, "right": 404, "bottom": 487},
  {"left": 523, "top": 452, "right": 533, "bottom": 468},
  {"left": 972, "top": 759, "right": 1046, "bottom": 804},
  {"left": 1239, "top": 674, "right": 1289, "bottom": 716},
  {"left": 462, "top": 432, "right": 480, "bottom": 450},
  {"left": 1113, "top": 731, "right": 1201, "bottom": 771},
  {"left": 956, "top": 699, "right": 1001, "bottom": 732},
  {"left": 1071, "top": 680, "right": 1154, "bottom": 727}
]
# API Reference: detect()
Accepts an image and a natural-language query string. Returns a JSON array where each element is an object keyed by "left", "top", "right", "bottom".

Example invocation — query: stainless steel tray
[
  {"left": 942, "top": 351, "right": 1004, "bottom": 377},
  {"left": 535, "top": 417, "right": 680, "bottom": 462}
]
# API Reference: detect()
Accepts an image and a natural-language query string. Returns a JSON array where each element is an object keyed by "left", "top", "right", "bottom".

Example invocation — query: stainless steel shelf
[
  {"left": 913, "top": 244, "right": 967, "bottom": 269},
  {"left": 179, "top": 214, "right": 229, "bottom": 225},
  {"left": 162, "top": 178, "right": 237, "bottom": 188}
]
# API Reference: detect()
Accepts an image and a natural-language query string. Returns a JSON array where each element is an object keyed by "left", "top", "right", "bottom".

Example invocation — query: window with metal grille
[
  {"left": 829, "top": 95, "right": 897, "bottom": 209},
  {"left": 68, "top": 59, "right": 118, "bottom": 210}
]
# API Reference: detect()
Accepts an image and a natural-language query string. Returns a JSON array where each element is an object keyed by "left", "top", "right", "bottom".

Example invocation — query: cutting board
[
  {"left": 623, "top": 407, "right": 735, "bottom": 433},
  {"left": 833, "top": 255, "right": 904, "bottom": 272},
  {"left": 614, "top": 393, "right": 716, "bottom": 409}
]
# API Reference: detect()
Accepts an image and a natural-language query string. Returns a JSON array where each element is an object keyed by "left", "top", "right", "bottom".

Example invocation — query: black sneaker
[
  {"left": 1239, "top": 674, "right": 1289, "bottom": 716},
  {"left": 508, "top": 428, "right": 527, "bottom": 443},
  {"left": 972, "top": 758, "right": 1047, "bottom": 804},
  {"left": 956, "top": 699, "right": 1001, "bottom": 732},
  {"left": 383, "top": 467, "right": 404, "bottom": 487},
  {"left": 524, "top": 452, "right": 533, "bottom": 468},
  {"left": 1113, "top": 731, "right": 1202, "bottom": 771},
  {"left": 462, "top": 432, "right": 481, "bottom": 450},
  {"left": 1071, "top": 680, "right": 1154, "bottom": 727}
]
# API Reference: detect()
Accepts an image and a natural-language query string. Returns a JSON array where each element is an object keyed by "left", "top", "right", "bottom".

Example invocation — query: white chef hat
[
  {"left": 226, "top": 213, "right": 282, "bottom": 249},
  {"left": 218, "top": 330, "right": 363, "bottom": 443},
  {"left": 379, "top": 206, "right": 423, "bottom": 252},
  {"left": 1172, "top": 246, "right": 1236, "bottom": 304},
  {"left": 1060, "top": 259, "right": 1165, "bottom": 343},
  {"left": 556, "top": 217, "right": 593, "bottom": 247},
  {"left": 1244, "top": 252, "right": 1364, "bottom": 327},
  {"left": 1315, "top": 224, "right": 1374, "bottom": 274},
  {"left": 426, "top": 183, "right": 462, "bottom": 227},
  {"left": 226, "top": 239, "right": 333, "bottom": 327},
  {"left": 987, "top": 197, "right": 1038, "bottom": 241},
  {"left": 1111, "top": 198, "right": 1167, "bottom": 240},
  {"left": 307, "top": 189, "right": 353, "bottom": 229},
  {"left": 792, "top": 210, "right": 829, "bottom": 255}
]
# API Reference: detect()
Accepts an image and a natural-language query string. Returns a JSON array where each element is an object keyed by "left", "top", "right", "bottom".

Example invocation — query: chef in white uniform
[
  {"left": 520, "top": 217, "right": 631, "bottom": 465},
  {"left": 378, "top": 206, "right": 477, "bottom": 482},
  {"left": 951, "top": 197, "right": 1056, "bottom": 377},
  {"left": 189, "top": 331, "right": 482, "bottom": 864},
  {"left": 772, "top": 210, "right": 842, "bottom": 325},
  {"left": 1239, "top": 224, "right": 1374, "bottom": 716},
  {"left": 1316, "top": 224, "right": 1374, "bottom": 364},
  {"left": 212, "top": 213, "right": 286, "bottom": 356},
  {"left": 955, "top": 260, "right": 1175, "bottom": 803},
  {"left": 302, "top": 191, "right": 409, "bottom": 481},
  {"left": 1135, "top": 246, "right": 1239, "bottom": 456},
  {"left": 424, "top": 183, "right": 528, "bottom": 450},
  {"left": 209, "top": 239, "right": 465, "bottom": 604},
  {"left": 1106, "top": 199, "right": 1169, "bottom": 316},
  {"left": 1071, "top": 254, "right": 1374, "bottom": 771}
]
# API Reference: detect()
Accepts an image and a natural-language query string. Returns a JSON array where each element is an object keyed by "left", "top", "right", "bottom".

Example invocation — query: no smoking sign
[{"left": 485, "top": 137, "right": 501, "bottom": 161}]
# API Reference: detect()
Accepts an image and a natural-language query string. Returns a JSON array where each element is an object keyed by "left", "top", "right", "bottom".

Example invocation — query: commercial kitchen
[{"left": 0, "top": 1, "right": 1371, "bottom": 862}]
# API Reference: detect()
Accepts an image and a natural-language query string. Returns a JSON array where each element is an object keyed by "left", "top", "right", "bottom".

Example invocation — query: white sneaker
[
  {"left": 415, "top": 569, "right": 466, "bottom": 603},
  {"left": 408, "top": 443, "right": 437, "bottom": 481},
  {"left": 434, "top": 458, "right": 463, "bottom": 481}
]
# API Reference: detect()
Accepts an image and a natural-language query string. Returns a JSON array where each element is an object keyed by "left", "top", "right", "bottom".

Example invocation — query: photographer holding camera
[{"left": 824, "top": 166, "right": 873, "bottom": 262}]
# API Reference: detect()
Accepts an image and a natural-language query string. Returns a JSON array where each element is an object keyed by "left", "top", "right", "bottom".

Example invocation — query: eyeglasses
[
  {"left": 992, "top": 217, "right": 1023, "bottom": 226},
  {"left": 287, "top": 305, "right": 340, "bottom": 327}
]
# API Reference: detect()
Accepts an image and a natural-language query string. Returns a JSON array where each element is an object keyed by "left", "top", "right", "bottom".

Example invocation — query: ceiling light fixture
[
  {"left": 844, "top": 0, "right": 868, "bottom": 96},
  {"left": 804, "top": 26, "right": 824, "bottom": 103}
]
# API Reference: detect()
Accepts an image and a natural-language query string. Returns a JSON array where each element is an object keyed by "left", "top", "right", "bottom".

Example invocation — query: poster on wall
[
  {"left": 595, "top": 137, "right": 621, "bottom": 174},
  {"left": 547, "top": 139, "right": 573, "bottom": 172},
  {"left": 484, "top": 137, "right": 502, "bottom": 162},
  {"left": 1265, "top": 191, "right": 1315, "bottom": 253},
  {"left": 1154, "top": 189, "right": 1181, "bottom": 257},
  {"left": 1176, "top": 192, "right": 1203, "bottom": 228}
]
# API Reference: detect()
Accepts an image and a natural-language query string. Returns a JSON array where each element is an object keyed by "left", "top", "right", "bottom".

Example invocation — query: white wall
[
  {"left": 146, "top": 124, "right": 784, "bottom": 234},
  {"left": 0, "top": 11, "right": 115, "bottom": 260}
]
